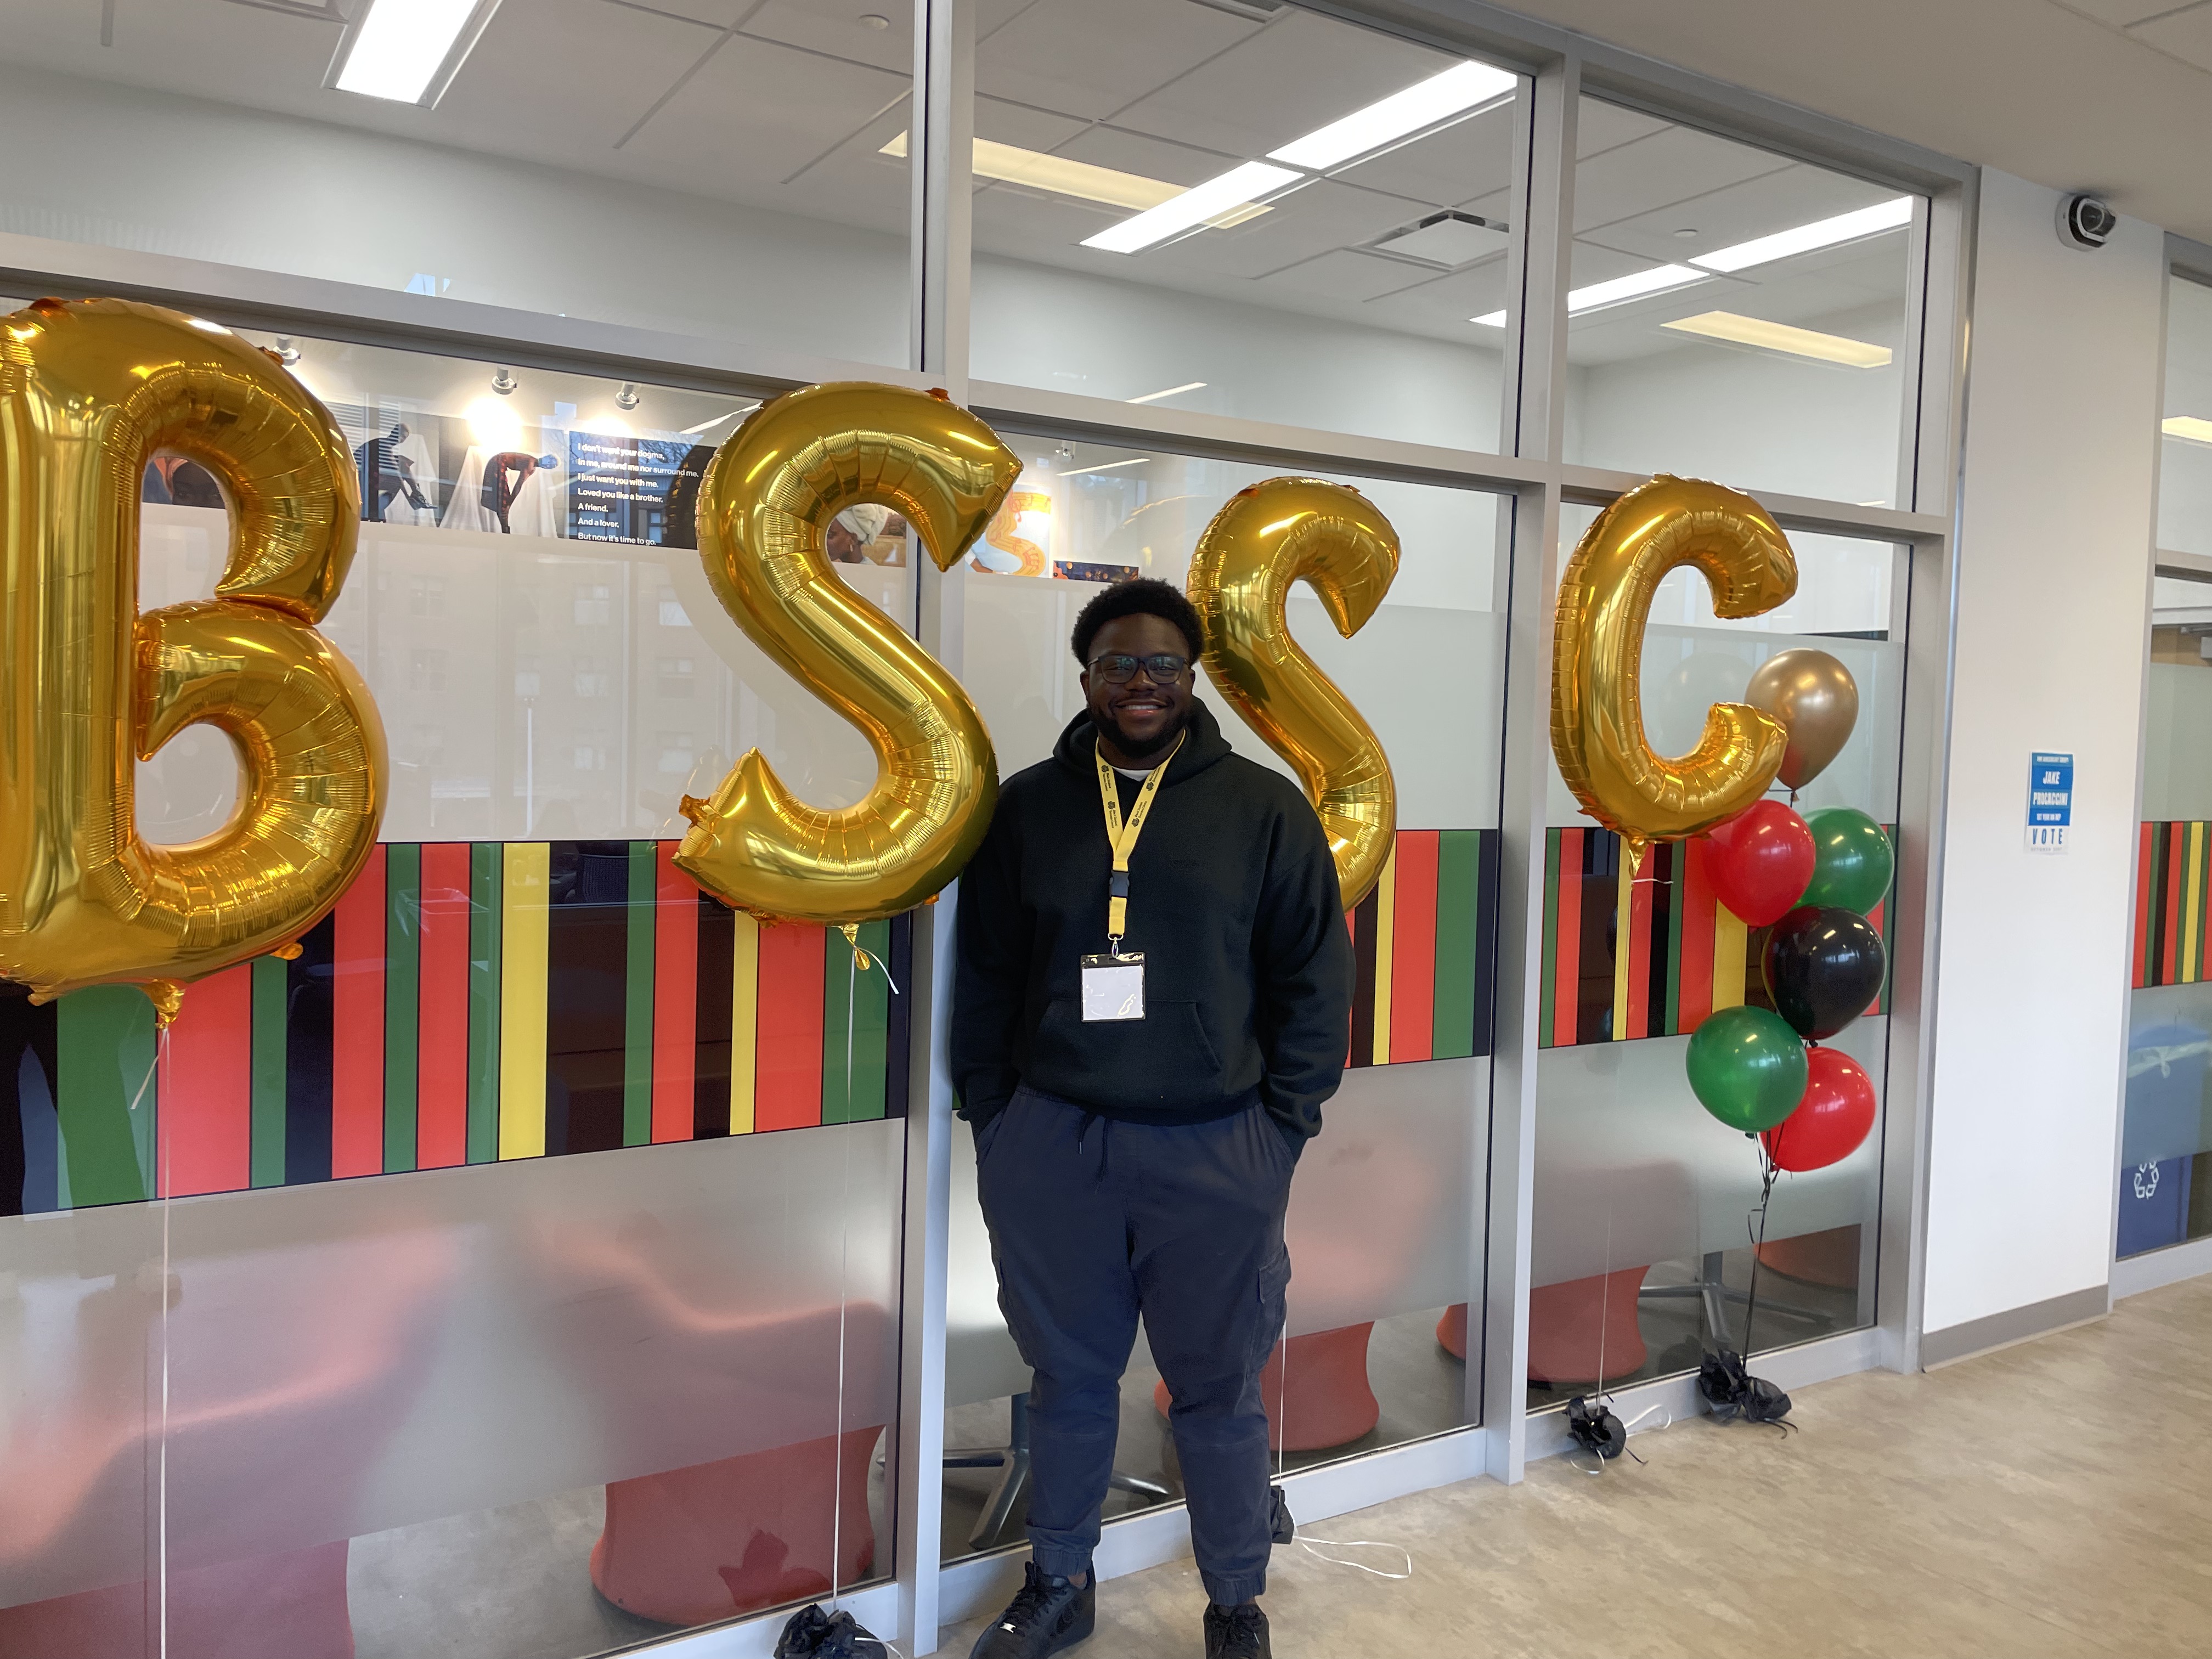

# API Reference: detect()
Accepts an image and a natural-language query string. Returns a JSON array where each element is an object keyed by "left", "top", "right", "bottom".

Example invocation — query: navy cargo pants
[{"left": 974, "top": 1085, "right": 1296, "bottom": 1605}]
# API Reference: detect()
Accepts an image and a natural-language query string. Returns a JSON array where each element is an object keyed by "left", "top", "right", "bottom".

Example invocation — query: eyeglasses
[{"left": 1087, "top": 652, "right": 1191, "bottom": 685}]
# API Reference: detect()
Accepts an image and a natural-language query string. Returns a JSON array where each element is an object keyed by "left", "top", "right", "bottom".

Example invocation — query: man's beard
[{"left": 1091, "top": 702, "right": 1190, "bottom": 761}]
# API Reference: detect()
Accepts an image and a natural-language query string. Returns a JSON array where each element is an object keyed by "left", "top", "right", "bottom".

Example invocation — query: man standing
[{"left": 953, "top": 579, "right": 1355, "bottom": 1659}]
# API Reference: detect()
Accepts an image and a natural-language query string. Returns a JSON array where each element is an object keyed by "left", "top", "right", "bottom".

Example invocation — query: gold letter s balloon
[
  {"left": 1552, "top": 475, "right": 1797, "bottom": 868},
  {"left": 675, "top": 383, "right": 1019, "bottom": 924},
  {"left": 0, "top": 297, "right": 386, "bottom": 1016},
  {"left": 1187, "top": 477, "right": 1401, "bottom": 908}
]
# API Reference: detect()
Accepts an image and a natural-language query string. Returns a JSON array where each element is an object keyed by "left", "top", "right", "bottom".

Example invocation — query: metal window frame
[{"left": 0, "top": 0, "right": 1977, "bottom": 1648}]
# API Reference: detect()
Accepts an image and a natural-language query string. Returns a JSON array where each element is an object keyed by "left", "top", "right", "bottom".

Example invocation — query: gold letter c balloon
[
  {"left": 1187, "top": 477, "right": 1401, "bottom": 908},
  {"left": 0, "top": 297, "right": 386, "bottom": 1017},
  {"left": 675, "top": 382, "right": 1019, "bottom": 925},
  {"left": 1551, "top": 475, "right": 1797, "bottom": 867}
]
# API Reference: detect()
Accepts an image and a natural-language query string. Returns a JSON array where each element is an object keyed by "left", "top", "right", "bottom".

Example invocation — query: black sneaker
[
  {"left": 969, "top": 1561, "right": 1096, "bottom": 1658},
  {"left": 1204, "top": 1601, "right": 1271, "bottom": 1659}
]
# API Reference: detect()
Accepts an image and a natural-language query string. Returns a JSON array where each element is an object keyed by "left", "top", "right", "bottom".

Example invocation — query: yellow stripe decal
[
  {"left": 1711, "top": 901, "right": 1747, "bottom": 1014},
  {"left": 730, "top": 911, "right": 759, "bottom": 1134},
  {"left": 498, "top": 842, "right": 550, "bottom": 1160},
  {"left": 1372, "top": 844, "right": 1397, "bottom": 1065},
  {"left": 2186, "top": 823, "right": 2204, "bottom": 985},
  {"left": 1612, "top": 864, "right": 1635, "bottom": 1040}
]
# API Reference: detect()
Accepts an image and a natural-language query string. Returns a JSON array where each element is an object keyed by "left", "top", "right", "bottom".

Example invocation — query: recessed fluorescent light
[
  {"left": 1062, "top": 458, "right": 1149, "bottom": 477},
  {"left": 1127, "top": 382, "right": 1206, "bottom": 405},
  {"left": 330, "top": 0, "right": 500, "bottom": 107},
  {"left": 880, "top": 133, "right": 1269, "bottom": 228},
  {"left": 1266, "top": 59, "right": 1517, "bottom": 172},
  {"left": 2164, "top": 416, "right": 2212, "bottom": 445},
  {"left": 1692, "top": 197, "right": 1914, "bottom": 274},
  {"left": 1083, "top": 162, "right": 1300, "bottom": 254},
  {"left": 1567, "top": 264, "right": 1708, "bottom": 312},
  {"left": 1470, "top": 309, "right": 1508, "bottom": 326},
  {"left": 1662, "top": 311, "right": 1893, "bottom": 367}
]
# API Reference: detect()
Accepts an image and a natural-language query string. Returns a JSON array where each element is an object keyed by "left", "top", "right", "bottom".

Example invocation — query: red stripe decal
[
  {"left": 756, "top": 923, "right": 827, "bottom": 1131},
  {"left": 157, "top": 963, "right": 253, "bottom": 1197},
  {"left": 416, "top": 842, "right": 473, "bottom": 1169},
  {"left": 2163, "top": 822, "right": 2183, "bottom": 986},
  {"left": 1677, "top": 836, "right": 1716, "bottom": 1032},
  {"left": 330, "top": 845, "right": 387, "bottom": 1179},
  {"left": 653, "top": 842, "right": 701, "bottom": 1143},
  {"left": 2134, "top": 821, "right": 2154, "bottom": 989},
  {"left": 1389, "top": 832, "right": 1440, "bottom": 1062}
]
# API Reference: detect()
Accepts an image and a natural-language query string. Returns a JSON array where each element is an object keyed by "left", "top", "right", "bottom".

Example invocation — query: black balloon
[{"left": 1762, "top": 905, "right": 1887, "bottom": 1040}]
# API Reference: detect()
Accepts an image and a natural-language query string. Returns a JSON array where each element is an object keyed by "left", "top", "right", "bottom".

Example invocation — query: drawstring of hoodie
[{"left": 1075, "top": 1110, "right": 1112, "bottom": 1181}]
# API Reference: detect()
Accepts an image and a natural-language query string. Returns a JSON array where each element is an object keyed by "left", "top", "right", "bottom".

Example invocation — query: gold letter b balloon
[
  {"left": 1552, "top": 475, "right": 1797, "bottom": 868},
  {"left": 0, "top": 297, "right": 386, "bottom": 1017},
  {"left": 675, "top": 383, "right": 1019, "bottom": 925}
]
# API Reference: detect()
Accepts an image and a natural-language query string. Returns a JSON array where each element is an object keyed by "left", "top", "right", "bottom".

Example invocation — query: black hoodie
[{"left": 951, "top": 700, "right": 1355, "bottom": 1141}]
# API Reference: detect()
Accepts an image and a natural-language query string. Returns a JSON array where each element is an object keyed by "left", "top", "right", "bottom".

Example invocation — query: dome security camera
[{"left": 2059, "top": 194, "right": 2117, "bottom": 251}]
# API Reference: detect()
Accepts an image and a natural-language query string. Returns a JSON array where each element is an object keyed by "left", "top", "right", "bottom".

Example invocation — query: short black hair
[{"left": 1070, "top": 577, "right": 1205, "bottom": 666}]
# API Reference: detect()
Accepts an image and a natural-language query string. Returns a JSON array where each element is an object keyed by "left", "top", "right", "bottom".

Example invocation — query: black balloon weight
[{"left": 1762, "top": 905, "right": 1886, "bottom": 1039}]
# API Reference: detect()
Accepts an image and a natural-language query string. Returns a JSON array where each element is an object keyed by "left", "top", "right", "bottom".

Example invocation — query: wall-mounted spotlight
[
  {"left": 492, "top": 367, "right": 518, "bottom": 396},
  {"left": 616, "top": 382, "right": 641, "bottom": 411},
  {"left": 272, "top": 337, "right": 302, "bottom": 365}
]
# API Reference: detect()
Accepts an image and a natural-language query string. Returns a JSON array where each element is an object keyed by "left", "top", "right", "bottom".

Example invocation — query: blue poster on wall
[{"left": 2026, "top": 751, "right": 2073, "bottom": 851}]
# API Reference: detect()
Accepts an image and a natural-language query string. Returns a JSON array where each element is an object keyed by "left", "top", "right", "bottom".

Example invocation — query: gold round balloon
[
  {"left": 1186, "top": 477, "right": 1401, "bottom": 909},
  {"left": 1744, "top": 648, "right": 1859, "bottom": 793},
  {"left": 0, "top": 297, "right": 386, "bottom": 1017},
  {"left": 1552, "top": 475, "right": 1798, "bottom": 869},
  {"left": 675, "top": 382, "right": 1019, "bottom": 926}
]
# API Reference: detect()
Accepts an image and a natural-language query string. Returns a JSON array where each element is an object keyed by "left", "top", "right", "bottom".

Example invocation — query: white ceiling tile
[
  {"left": 741, "top": 0, "right": 916, "bottom": 75},
  {"left": 1255, "top": 249, "right": 1444, "bottom": 303},
  {"left": 2059, "top": 0, "right": 2202, "bottom": 26},
  {"left": 2131, "top": 3, "right": 2212, "bottom": 70},
  {"left": 1576, "top": 95, "right": 1672, "bottom": 159},
  {"left": 975, "top": 0, "right": 1258, "bottom": 122},
  {"left": 974, "top": 95, "right": 1088, "bottom": 151},
  {"left": 1573, "top": 122, "right": 1795, "bottom": 233},
  {"left": 437, "top": 0, "right": 718, "bottom": 155},
  {"left": 619, "top": 0, "right": 755, "bottom": 25},
  {"left": 623, "top": 32, "right": 909, "bottom": 190},
  {"left": 1125, "top": 178, "right": 1439, "bottom": 280},
  {"left": 1114, "top": 7, "right": 1464, "bottom": 162},
  {"left": 1054, "top": 123, "right": 1248, "bottom": 187}
]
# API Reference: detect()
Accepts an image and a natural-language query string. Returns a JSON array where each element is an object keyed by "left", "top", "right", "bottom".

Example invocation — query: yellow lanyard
[{"left": 1094, "top": 732, "right": 1183, "bottom": 949}]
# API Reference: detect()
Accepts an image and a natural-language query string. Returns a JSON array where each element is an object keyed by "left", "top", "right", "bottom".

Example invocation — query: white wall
[{"left": 1920, "top": 168, "right": 2165, "bottom": 1341}]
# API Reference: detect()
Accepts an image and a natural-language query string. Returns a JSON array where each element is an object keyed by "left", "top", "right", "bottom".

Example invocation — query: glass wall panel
[
  {"left": 0, "top": 323, "right": 911, "bottom": 1656},
  {"left": 1529, "top": 512, "right": 1904, "bottom": 1410},
  {"left": 1561, "top": 98, "right": 1922, "bottom": 506},
  {"left": 0, "top": 1, "right": 912, "bottom": 364},
  {"left": 2160, "top": 275, "right": 2212, "bottom": 558},
  {"left": 943, "top": 439, "right": 1502, "bottom": 1561},
  {"left": 969, "top": 1, "right": 1520, "bottom": 450},
  {"left": 2118, "top": 572, "right": 2212, "bottom": 1258}
]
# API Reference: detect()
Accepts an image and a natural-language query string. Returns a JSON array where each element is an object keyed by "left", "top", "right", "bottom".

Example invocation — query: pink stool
[
  {"left": 1152, "top": 1322, "right": 1378, "bottom": 1453},
  {"left": 1754, "top": 1224, "right": 1860, "bottom": 1289},
  {"left": 1437, "top": 1266, "right": 1653, "bottom": 1384},
  {"left": 0, "top": 1541, "right": 353, "bottom": 1659}
]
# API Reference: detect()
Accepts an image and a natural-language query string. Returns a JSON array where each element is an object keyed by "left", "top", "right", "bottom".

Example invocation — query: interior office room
[{"left": 0, "top": 1, "right": 2203, "bottom": 1656}]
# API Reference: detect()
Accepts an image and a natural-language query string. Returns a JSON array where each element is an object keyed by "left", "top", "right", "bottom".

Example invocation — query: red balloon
[
  {"left": 1701, "top": 800, "right": 1814, "bottom": 925},
  {"left": 1761, "top": 1046, "right": 1876, "bottom": 1171}
]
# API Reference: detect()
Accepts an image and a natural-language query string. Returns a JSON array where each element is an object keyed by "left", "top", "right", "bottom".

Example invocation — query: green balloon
[
  {"left": 1685, "top": 1005, "right": 1808, "bottom": 1132},
  {"left": 1800, "top": 808, "right": 1894, "bottom": 915}
]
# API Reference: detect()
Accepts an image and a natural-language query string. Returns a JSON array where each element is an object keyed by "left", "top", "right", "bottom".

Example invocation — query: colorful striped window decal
[
  {"left": 1538, "top": 823, "right": 1899, "bottom": 1047},
  {"left": 2132, "top": 821, "right": 2212, "bottom": 988},
  {"left": 1345, "top": 830, "right": 1499, "bottom": 1070},
  {"left": 0, "top": 841, "right": 915, "bottom": 1217}
]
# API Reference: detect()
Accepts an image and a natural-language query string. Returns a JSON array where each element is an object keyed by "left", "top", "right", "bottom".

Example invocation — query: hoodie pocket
[{"left": 1031, "top": 997, "right": 1224, "bottom": 1103}]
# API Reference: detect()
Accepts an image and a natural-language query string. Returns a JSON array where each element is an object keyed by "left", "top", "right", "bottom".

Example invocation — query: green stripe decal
[
  {"left": 385, "top": 843, "right": 421, "bottom": 1172},
  {"left": 821, "top": 919, "right": 891, "bottom": 1125},
  {"left": 624, "top": 840, "right": 657, "bottom": 1147},
  {"left": 251, "top": 956, "right": 289, "bottom": 1189},
  {"left": 467, "top": 842, "right": 503, "bottom": 1166},
  {"left": 55, "top": 986, "right": 156, "bottom": 1207},
  {"left": 1431, "top": 830, "right": 1480, "bottom": 1060},
  {"left": 1663, "top": 843, "right": 1686, "bottom": 1036}
]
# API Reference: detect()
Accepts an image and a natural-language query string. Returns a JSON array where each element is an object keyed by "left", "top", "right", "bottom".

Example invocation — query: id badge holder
[{"left": 1080, "top": 951, "right": 1146, "bottom": 1021}]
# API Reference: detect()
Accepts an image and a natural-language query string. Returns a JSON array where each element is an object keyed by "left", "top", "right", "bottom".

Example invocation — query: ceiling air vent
[
  {"left": 1187, "top": 0, "right": 1291, "bottom": 21},
  {"left": 1368, "top": 210, "right": 1510, "bottom": 270}
]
